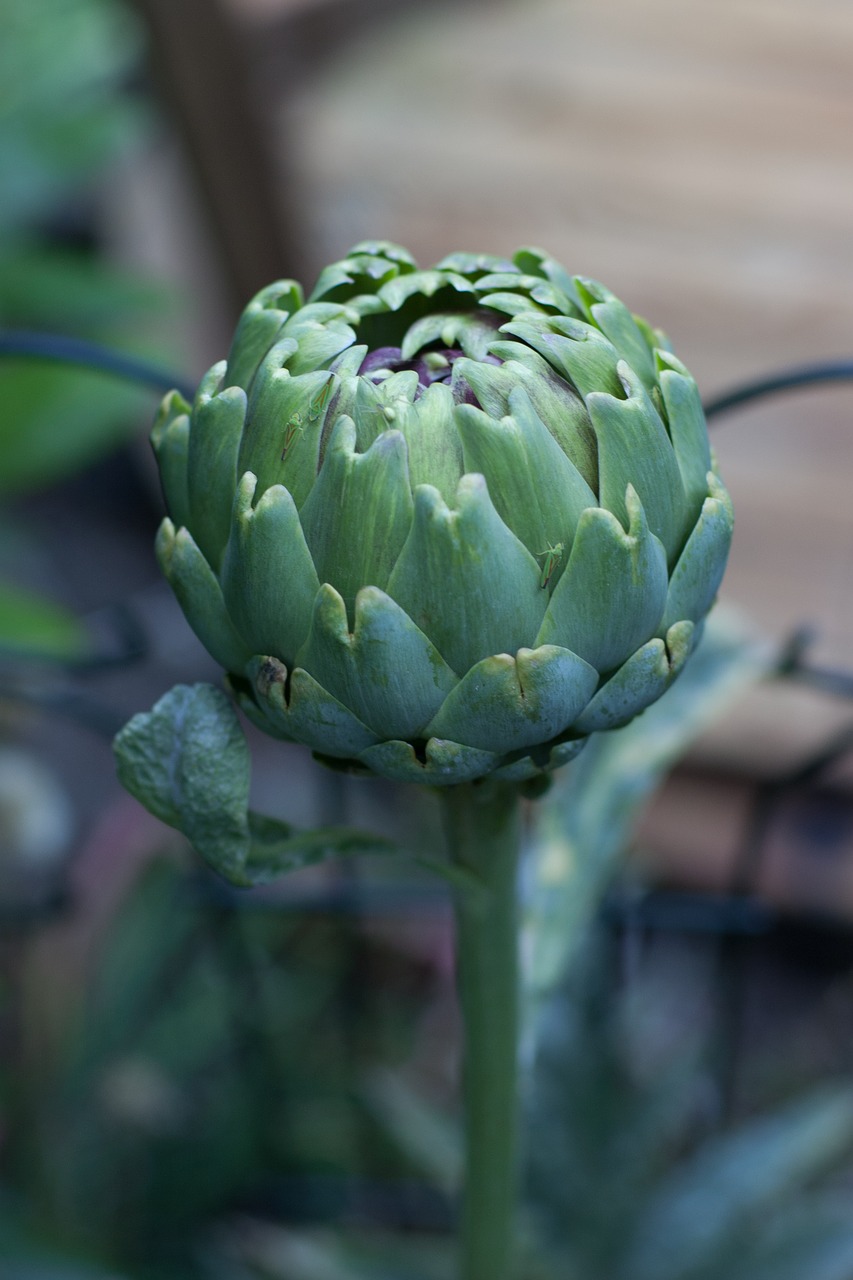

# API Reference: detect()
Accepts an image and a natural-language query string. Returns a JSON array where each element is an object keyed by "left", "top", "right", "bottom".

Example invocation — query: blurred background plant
[
  {"left": 4, "top": 0, "right": 853, "bottom": 1276},
  {"left": 8, "top": 614, "right": 853, "bottom": 1280},
  {"left": 0, "top": 0, "right": 171, "bottom": 660},
  {"left": 0, "top": 0, "right": 176, "bottom": 936}
]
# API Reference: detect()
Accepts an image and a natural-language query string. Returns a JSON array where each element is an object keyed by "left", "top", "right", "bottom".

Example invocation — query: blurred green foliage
[
  {"left": 527, "top": 947, "right": 853, "bottom": 1280},
  {"left": 0, "top": 0, "right": 174, "bottom": 660},
  {"left": 523, "top": 610, "right": 772, "bottom": 1020},
  {"left": 0, "top": 579, "right": 89, "bottom": 660},
  {"left": 0, "top": 0, "right": 143, "bottom": 232},
  {"left": 0, "top": 249, "right": 171, "bottom": 498},
  {"left": 7, "top": 616, "right": 853, "bottom": 1279},
  {"left": 2, "top": 856, "right": 438, "bottom": 1278}
]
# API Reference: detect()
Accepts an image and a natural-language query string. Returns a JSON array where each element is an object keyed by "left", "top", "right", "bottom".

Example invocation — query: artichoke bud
[{"left": 153, "top": 245, "right": 732, "bottom": 785}]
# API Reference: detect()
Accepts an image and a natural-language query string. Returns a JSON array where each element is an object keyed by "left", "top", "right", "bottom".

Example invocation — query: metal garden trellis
[{"left": 4, "top": 328, "right": 853, "bottom": 1125}]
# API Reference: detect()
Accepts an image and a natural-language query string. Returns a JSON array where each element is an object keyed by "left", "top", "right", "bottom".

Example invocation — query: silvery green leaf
[
  {"left": 186, "top": 383, "right": 246, "bottom": 569},
  {"left": 622, "top": 1088, "right": 853, "bottom": 1280},
  {"left": 113, "top": 682, "right": 251, "bottom": 883},
  {"left": 387, "top": 473, "right": 545, "bottom": 675},
  {"left": 114, "top": 685, "right": 407, "bottom": 888},
  {"left": 719, "top": 1200, "right": 853, "bottom": 1280},
  {"left": 523, "top": 610, "right": 775, "bottom": 1017},
  {"left": 150, "top": 390, "right": 191, "bottom": 530},
  {"left": 224, "top": 278, "right": 302, "bottom": 389},
  {"left": 299, "top": 418, "right": 414, "bottom": 606},
  {"left": 295, "top": 584, "right": 457, "bottom": 741},
  {"left": 220, "top": 472, "right": 319, "bottom": 666},
  {"left": 536, "top": 488, "right": 667, "bottom": 672},
  {"left": 155, "top": 519, "right": 252, "bottom": 673}
]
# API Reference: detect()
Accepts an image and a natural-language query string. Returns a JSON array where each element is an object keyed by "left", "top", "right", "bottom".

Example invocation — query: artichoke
[{"left": 152, "top": 242, "right": 732, "bottom": 786}]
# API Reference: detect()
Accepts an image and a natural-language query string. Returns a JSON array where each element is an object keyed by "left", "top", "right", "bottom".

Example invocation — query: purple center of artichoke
[{"left": 357, "top": 346, "right": 500, "bottom": 407}]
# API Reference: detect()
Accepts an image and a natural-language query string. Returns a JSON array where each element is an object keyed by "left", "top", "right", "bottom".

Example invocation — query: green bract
[{"left": 152, "top": 242, "right": 732, "bottom": 786}]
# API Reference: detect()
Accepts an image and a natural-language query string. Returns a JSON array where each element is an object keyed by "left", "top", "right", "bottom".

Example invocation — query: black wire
[
  {"left": 0, "top": 329, "right": 195, "bottom": 401},
  {"left": 703, "top": 360, "right": 853, "bottom": 420},
  {"left": 5, "top": 331, "right": 853, "bottom": 424}
]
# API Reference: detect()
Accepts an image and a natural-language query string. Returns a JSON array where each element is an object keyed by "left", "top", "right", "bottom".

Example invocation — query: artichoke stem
[{"left": 441, "top": 780, "right": 522, "bottom": 1280}]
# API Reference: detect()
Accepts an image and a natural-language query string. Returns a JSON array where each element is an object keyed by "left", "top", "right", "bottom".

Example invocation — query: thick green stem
[{"left": 441, "top": 780, "right": 522, "bottom": 1280}]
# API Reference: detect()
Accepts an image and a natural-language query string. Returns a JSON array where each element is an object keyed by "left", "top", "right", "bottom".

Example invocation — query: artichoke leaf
[
  {"left": 657, "top": 350, "right": 713, "bottom": 531},
  {"left": 378, "top": 269, "right": 475, "bottom": 312},
  {"left": 400, "top": 310, "right": 500, "bottom": 361},
  {"left": 536, "top": 488, "right": 668, "bottom": 673},
  {"left": 491, "top": 734, "right": 588, "bottom": 782},
  {"left": 348, "top": 239, "right": 418, "bottom": 270},
  {"left": 513, "top": 247, "right": 584, "bottom": 310},
  {"left": 545, "top": 738, "right": 589, "bottom": 770},
  {"left": 660, "top": 473, "right": 734, "bottom": 633},
  {"left": 151, "top": 391, "right": 191, "bottom": 531},
  {"left": 187, "top": 384, "right": 247, "bottom": 570},
  {"left": 455, "top": 349, "right": 598, "bottom": 491},
  {"left": 588, "top": 361, "right": 686, "bottom": 562},
  {"left": 573, "top": 620, "right": 695, "bottom": 734},
  {"left": 529, "top": 280, "right": 575, "bottom": 311},
  {"left": 358, "top": 737, "right": 499, "bottom": 787},
  {"left": 489, "top": 755, "right": 550, "bottom": 783},
  {"left": 228, "top": 677, "right": 301, "bottom": 743},
  {"left": 192, "top": 360, "right": 227, "bottom": 409},
  {"left": 251, "top": 656, "right": 380, "bottom": 757},
  {"left": 239, "top": 354, "right": 330, "bottom": 507},
  {"left": 435, "top": 251, "right": 516, "bottom": 277},
  {"left": 389, "top": 382, "right": 463, "bottom": 503},
  {"left": 503, "top": 314, "right": 625, "bottom": 401},
  {"left": 296, "top": 583, "right": 458, "bottom": 741},
  {"left": 456, "top": 386, "right": 597, "bottom": 567},
  {"left": 281, "top": 318, "right": 357, "bottom": 376},
  {"left": 299, "top": 417, "right": 414, "bottom": 607},
  {"left": 224, "top": 280, "right": 302, "bottom": 390},
  {"left": 156, "top": 520, "right": 252, "bottom": 672},
  {"left": 474, "top": 272, "right": 569, "bottom": 314},
  {"left": 476, "top": 290, "right": 547, "bottom": 318},
  {"left": 574, "top": 277, "right": 658, "bottom": 393},
  {"left": 352, "top": 369, "right": 420, "bottom": 450},
  {"left": 280, "top": 300, "right": 359, "bottom": 329},
  {"left": 220, "top": 473, "right": 320, "bottom": 665},
  {"left": 309, "top": 254, "right": 403, "bottom": 303},
  {"left": 114, "top": 683, "right": 401, "bottom": 888},
  {"left": 425, "top": 645, "right": 598, "bottom": 755},
  {"left": 114, "top": 682, "right": 252, "bottom": 884},
  {"left": 329, "top": 342, "right": 368, "bottom": 380},
  {"left": 387, "top": 473, "right": 546, "bottom": 676}
]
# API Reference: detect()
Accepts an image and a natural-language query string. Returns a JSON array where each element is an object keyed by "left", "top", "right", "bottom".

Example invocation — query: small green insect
[
  {"left": 280, "top": 413, "right": 303, "bottom": 460},
  {"left": 537, "top": 541, "right": 564, "bottom": 589},
  {"left": 362, "top": 398, "right": 397, "bottom": 427},
  {"left": 307, "top": 375, "right": 334, "bottom": 422}
]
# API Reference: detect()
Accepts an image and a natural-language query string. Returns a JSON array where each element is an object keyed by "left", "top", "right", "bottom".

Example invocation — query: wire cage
[{"left": 3, "top": 338, "right": 853, "bottom": 1233}]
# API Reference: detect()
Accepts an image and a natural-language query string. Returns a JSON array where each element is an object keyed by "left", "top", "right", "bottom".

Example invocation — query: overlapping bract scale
[{"left": 151, "top": 243, "right": 732, "bottom": 784}]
